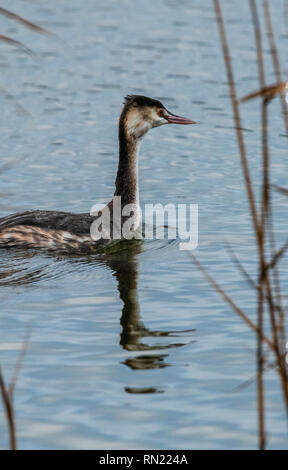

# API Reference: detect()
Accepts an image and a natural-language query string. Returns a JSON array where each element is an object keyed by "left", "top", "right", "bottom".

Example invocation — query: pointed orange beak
[{"left": 166, "top": 113, "right": 197, "bottom": 125}]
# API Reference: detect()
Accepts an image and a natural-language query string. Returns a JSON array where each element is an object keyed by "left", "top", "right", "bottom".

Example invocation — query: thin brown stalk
[
  {"left": 261, "top": 99, "right": 269, "bottom": 239},
  {"left": 249, "top": 0, "right": 269, "bottom": 234},
  {"left": 213, "top": 0, "right": 259, "bottom": 239},
  {"left": 263, "top": 0, "right": 288, "bottom": 135},
  {"left": 0, "top": 333, "right": 30, "bottom": 449},
  {"left": 0, "top": 367, "right": 16, "bottom": 450},
  {"left": 258, "top": 98, "right": 288, "bottom": 421},
  {"left": 190, "top": 254, "right": 275, "bottom": 352},
  {"left": 272, "top": 185, "right": 288, "bottom": 196},
  {"left": 213, "top": 0, "right": 288, "bottom": 443},
  {"left": 226, "top": 243, "right": 257, "bottom": 291},
  {"left": 256, "top": 282, "right": 266, "bottom": 450},
  {"left": 248, "top": 0, "right": 288, "bottom": 416},
  {"left": 267, "top": 240, "right": 288, "bottom": 270},
  {"left": 267, "top": 205, "right": 284, "bottom": 311},
  {"left": 227, "top": 243, "right": 283, "bottom": 318},
  {"left": 251, "top": 3, "right": 267, "bottom": 436},
  {"left": 0, "top": 7, "right": 51, "bottom": 36},
  {"left": 249, "top": 0, "right": 265, "bottom": 88},
  {"left": 240, "top": 82, "right": 287, "bottom": 103},
  {"left": 233, "top": 357, "right": 277, "bottom": 393},
  {"left": 260, "top": 0, "right": 288, "bottom": 412},
  {"left": 242, "top": 94, "right": 285, "bottom": 346},
  {"left": 0, "top": 34, "right": 33, "bottom": 55}
]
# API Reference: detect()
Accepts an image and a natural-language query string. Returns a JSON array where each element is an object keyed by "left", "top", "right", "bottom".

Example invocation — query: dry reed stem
[
  {"left": 214, "top": 0, "right": 287, "bottom": 394},
  {"left": 211, "top": 0, "right": 288, "bottom": 446},
  {"left": 267, "top": 240, "right": 288, "bottom": 270},
  {"left": 240, "top": 82, "right": 288, "bottom": 104},
  {"left": 260, "top": 0, "right": 288, "bottom": 412},
  {"left": 0, "top": 333, "right": 29, "bottom": 450},
  {"left": 249, "top": 0, "right": 266, "bottom": 448},
  {"left": 0, "top": 7, "right": 51, "bottom": 36},
  {"left": 273, "top": 185, "right": 288, "bottom": 197},
  {"left": 213, "top": 0, "right": 259, "bottom": 239},
  {"left": 0, "top": 34, "right": 33, "bottom": 55},
  {"left": 0, "top": 367, "right": 17, "bottom": 450},
  {"left": 227, "top": 244, "right": 284, "bottom": 318},
  {"left": 190, "top": 254, "right": 275, "bottom": 352},
  {"left": 263, "top": 0, "right": 288, "bottom": 136}
]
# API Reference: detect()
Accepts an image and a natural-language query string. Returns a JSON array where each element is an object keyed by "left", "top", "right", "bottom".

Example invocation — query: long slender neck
[{"left": 114, "top": 119, "right": 140, "bottom": 207}]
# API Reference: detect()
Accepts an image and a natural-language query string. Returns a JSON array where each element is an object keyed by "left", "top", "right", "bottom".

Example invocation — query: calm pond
[{"left": 0, "top": 0, "right": 287, "bottom": 449}]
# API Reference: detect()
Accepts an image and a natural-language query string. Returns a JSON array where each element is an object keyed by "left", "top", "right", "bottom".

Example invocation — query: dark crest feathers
[{"left": 123, "top": 95, "right": 164, "bottom": 109}]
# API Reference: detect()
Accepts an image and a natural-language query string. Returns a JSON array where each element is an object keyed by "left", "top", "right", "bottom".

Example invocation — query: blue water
[{"left": 0, "top": 0, "right": 287, "bottom": 449}]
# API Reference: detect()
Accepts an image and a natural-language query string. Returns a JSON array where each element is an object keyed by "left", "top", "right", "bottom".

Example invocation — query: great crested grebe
[{"left": 0, "top": 95, "right": 196, "bottom": 253}]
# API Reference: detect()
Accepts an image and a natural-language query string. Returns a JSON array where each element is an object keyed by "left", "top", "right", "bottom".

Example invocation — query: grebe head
[{"left": 121, "top": 95, "right": 196, "bottom": 139}]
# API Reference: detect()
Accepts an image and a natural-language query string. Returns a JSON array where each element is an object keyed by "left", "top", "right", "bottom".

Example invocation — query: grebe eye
[{"left": 158, "top": 109, "right": 164, "bottom": 117}]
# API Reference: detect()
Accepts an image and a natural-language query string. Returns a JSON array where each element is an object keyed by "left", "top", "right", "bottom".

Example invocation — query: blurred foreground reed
[
  {"left": 192, "top": 0, "right": 288, "bottom": 449},
  {"left": 0, "top": 8, "right": 51, "bottom": 450}
]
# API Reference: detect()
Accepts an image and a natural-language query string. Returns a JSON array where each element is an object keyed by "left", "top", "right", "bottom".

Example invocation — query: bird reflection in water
[
  {"left": 0, "top": 240, "right": 195, "bottom": 394},
  {"left": 105, "top": 240, "right": 195, "bottom": 393}
]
